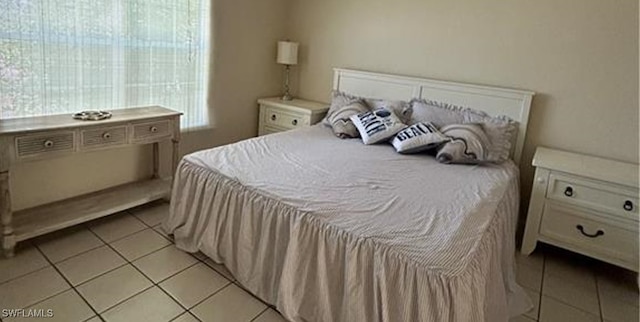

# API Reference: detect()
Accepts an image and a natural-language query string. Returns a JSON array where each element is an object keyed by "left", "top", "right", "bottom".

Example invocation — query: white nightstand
[
  {"left": 257, "top": 97, "right": 329, "bottom": 136},
  {"left": 521, "top": 147, "right": 639, "bottom": 271}
]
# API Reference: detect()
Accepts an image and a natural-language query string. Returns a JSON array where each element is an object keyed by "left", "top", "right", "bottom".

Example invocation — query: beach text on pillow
[{"left": 350, "top": 108, "right": 407, "bottom": 145}]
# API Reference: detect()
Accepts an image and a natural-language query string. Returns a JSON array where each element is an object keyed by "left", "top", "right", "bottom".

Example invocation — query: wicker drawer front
[
  {"left": 16, "top": 131, "right": 75, "bottom": 157},
  {"left": 81, "top": 126, "right": 128, "bottom": 149},
  {"left": 132, "top": 120, "right": 171, "bottom": 142}
]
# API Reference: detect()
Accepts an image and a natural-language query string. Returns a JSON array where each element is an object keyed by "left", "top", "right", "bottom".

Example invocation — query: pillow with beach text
[
  {"left": 350, "top": 108, "right": 407, "bottom": 145},
  {"left": 391, "top": 122, "right": 449, "bottom": 153}
]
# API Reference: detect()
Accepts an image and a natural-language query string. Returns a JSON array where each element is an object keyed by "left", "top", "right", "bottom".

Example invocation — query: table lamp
[{"left": 277, "top": 41, "right": 299, "bottom": 101}]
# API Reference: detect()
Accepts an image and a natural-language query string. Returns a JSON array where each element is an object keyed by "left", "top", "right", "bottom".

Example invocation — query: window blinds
[{"left": 0, "top": 0, "right": 210, "bottom": 129}]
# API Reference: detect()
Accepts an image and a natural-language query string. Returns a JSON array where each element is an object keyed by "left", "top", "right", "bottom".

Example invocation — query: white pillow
[
  {"left": 350, "top": 108, "right": 407, "bottom": 145},
  {"left": 391, "top": 122, "right": 448, "bottom": 154}
]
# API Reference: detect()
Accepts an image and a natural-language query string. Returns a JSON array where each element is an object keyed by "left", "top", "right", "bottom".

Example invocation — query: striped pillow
[
  {"left": 324, "top": 92, "right": 369, "bottom": 138},
  {"left": 436, "top": 124, "right": 491, "bottom": 164}
]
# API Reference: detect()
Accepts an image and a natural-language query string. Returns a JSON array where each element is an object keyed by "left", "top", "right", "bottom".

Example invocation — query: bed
[{"left": 164, "top": 69, "right": 535, "bottom": 322}]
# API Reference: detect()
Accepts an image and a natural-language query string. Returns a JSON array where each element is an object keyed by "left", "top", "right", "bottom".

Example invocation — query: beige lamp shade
[{"left": 277, "top": 41, "right": 298, "bottom": 65}]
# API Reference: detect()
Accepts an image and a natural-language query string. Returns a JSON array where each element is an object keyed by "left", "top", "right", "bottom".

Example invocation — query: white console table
[{"left": 0, "top": 106, "right": 181, "bottom": 257}]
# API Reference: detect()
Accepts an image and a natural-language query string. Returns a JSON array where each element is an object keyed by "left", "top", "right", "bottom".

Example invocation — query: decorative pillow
[
  {"left": 323, "top": 91, "right": 363, "bottom": 125},
  {"left": 436, "top": 124, "right": 491, "bottom": 164},
  {"left": 463, "top": 110, "right": 518, "bottom": 163},
  {"left": 411, "top": 98, "right": 517, "bottom": 163},
  {"left": 409, "top": 98, "right": 466, "bottom": 128},
  {"left": 350, "top": 108, "right": 407, "bottom": 145},
  {"left": 365, "top": 98, "right": 413, "bottom": 124},
  {"left": 325, "top": 97, "right": 369, "bottom": 138},
  {"left": 391, "top": 122, "right": 449, "bottom": 154}
]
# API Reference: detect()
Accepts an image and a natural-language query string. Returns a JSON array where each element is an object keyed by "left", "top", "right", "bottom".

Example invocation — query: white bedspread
[{"left": 164, "top": 125, "right": 531, "bottom": 322}]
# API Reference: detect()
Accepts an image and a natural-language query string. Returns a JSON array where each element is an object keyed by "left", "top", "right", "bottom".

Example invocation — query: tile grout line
[
  {"left": 28, "top": 213, "right": 151, "bottom": 273},
  {"left": 185, "top": 282, "right": 234, "bottom": 317},
  {"left": 87, "top": 212, "right": 156, "bottom": 244},
  {"left": 93, "top": 284, "right": 156, "bottom": 316},
  {"left": 32, "top": 244, "right": 102, "bottom": 321},
  {"left": 0, "top": 205, "right": 168, "bottom": 319},
  {"left": 594, "top": 276, "right": 605, "bottom": 322},
  {"left": 152, "top": 259, "right": 201, "bottom": 285},
  {"left": 35, "top": 230, "right": 105, "bottom": 266},
  {"left": 250, "top": 307, "right": 270, "bottom": 322},
  {"left": 537, "top": 254, "right": 544, "bottom": 321},
  {"left": 83, "top": 223, "right": 161, "bottom": 317},
  {"left": 159, "top": 232, "right": 277, "bottom": 318},
  {"left": 4, "top": 203, "right": 266, "bottom": 322},
  {"left": 168, "top": 311, "right": 202, "bottom": 322},
  {"left": 85, "top": 221, "right": 202, "bottom": 320},
  {"left": 232, "top": 280, "right": 277, "bottom": 308},
  {"left": 0, "top": 264, "right": 51, "bottom": 287},
  {"left": 538, "top": 252, "right": 609, "bottom": 320}
]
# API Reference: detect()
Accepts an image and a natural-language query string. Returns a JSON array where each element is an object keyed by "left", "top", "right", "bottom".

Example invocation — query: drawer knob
[
  {"left": 536, "top": 177, "right": 546, "bottom": 184},
  {"left": 623, "top": 200, "right": 634, "bottom": 211},
  {"left": 102, "top": 132, "right": 112, "bottom": 139},
  {"left": 576, "top": 225, "right": 604, "bottom": 238},
  {"left": 564, "top": 186, "right": 574, "bottom": 197},
  {"left": 43, "top": 140, "right": 54, "bottom": 148},
  {"left": 271, "top": 114, "right": 277, "bottom": 121},
  {"left": 150, "top": 126, "right": 158, "bottom": 133},
  {"left": 292, "top": 119, "right": 298, "bottom": 126}
]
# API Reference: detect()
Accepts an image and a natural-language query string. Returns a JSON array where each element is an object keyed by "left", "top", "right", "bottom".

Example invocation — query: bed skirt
[{"left": 164, "top": 160, "right": 531, "bottom": 322}]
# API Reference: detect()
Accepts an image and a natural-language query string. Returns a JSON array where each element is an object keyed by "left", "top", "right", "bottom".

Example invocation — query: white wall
[
  {"left": 14, "top": 0, "right": 639, "bottom": 212},
  {"left": 287, "top": 0, "right": 639, "bottom": 205},
  {"left": 13, "top": 0, "right": 290, "bottom": 210}
]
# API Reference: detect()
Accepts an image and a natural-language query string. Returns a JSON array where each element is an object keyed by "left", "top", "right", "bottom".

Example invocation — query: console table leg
[
  {"left": 152, "top": 142, "right": 160, "bottom": 179},
  {"left": 0, "top": 171, "right": 15, "bottom": 258},
  {"left": 171, "top": 139, "right": 180, "bottom": 187}
]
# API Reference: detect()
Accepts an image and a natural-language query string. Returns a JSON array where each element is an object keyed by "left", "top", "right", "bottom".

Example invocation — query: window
[{"left": 0, "top": 0, "right": 210, "bottom": 129}]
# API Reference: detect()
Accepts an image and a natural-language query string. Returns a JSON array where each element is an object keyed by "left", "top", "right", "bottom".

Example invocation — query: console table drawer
[
  {"left": 81, "top": 126, "right": 128, "bottom": 149},
  {"left": 132, "top": 120, "right": 171, "bottom": 142},
  {"left": 16, "top": 131, "right": 75, "bottom": 157}
]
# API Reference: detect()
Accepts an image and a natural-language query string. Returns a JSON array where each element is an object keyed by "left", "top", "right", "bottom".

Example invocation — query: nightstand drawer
[
  {"left": 262, "top": 125, "right": 288, "bottom": 135},
  {"left": 539, "top": 202, "right": 638, "bottom": 267},
  {"left": 81, "top": 126, "right": 128, "bottom": 149},
  {"left": 16, "top": 131, "right": 75, "bottom": 157},
  {"left": 263, "top": 107, "right": 310, "bottom": 129},
  {"left": 132, "top": 120, "right": 171, "bottom": 142},
  {"left": 548, "top": 173, "right": 639, "bottom": 220}
]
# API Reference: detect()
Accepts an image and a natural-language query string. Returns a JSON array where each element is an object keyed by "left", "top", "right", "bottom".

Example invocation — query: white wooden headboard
[{"left": 332, "top": 68, "right": 535, "bottom": 165}]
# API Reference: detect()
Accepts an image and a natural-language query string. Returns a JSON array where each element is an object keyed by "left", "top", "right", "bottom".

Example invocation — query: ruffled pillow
[
  {"left": 365, "top": 98, "right": 413, "bottom": 124},
  {"left": 463, "top": 110, "right": 517, "bottom": 163},
  {"left": 410, "top": 98, "right": 517, "bottom": 163},
  {"left": 391, "top": 122, "right": 448, "bottom": 154},
  {"left": 436, "top": 124, "right": 491, "bottom": 164},
  {"left": 409, "top": 98, "right": 466, "bottom": 128},
  {"left": 350, "top": 108, "right": 407, "bottom": 145},
  {"left": 324, "top": 92, "right": 369, "bottom": 138}
]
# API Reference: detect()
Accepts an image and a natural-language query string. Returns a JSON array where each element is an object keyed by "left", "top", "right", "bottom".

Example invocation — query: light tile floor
[{"left": 0, "top": 201, "right": 637, "bottom": 322}]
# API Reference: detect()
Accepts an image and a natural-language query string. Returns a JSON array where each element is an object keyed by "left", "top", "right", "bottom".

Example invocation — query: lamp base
[{"left": 281, "top": 93, "right": 293, "bottom": 101}]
